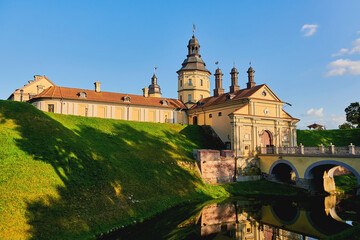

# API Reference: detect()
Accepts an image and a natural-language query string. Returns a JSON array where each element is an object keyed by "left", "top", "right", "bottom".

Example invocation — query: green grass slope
[
  {"left": 0, "top": 101, "right": 304, "bottom": 239},
  {"left": 0, "top": 100, "right": 229, "bottom": 239},
  {"left": 297, "top": 129, "right": 360, "bottom": 146}
]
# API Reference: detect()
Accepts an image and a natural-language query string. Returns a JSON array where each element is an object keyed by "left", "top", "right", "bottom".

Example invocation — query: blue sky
[{"left": 1, "top": 0, "right": 359, "bottom": 129}]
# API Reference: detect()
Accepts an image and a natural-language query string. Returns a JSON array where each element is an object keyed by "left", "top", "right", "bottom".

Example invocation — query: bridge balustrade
[
  {"left": 333, "top": 146, "right": 349, "bottom": 155},
  {"left": 356, "top": 147, "right": 360, "bottom": 155},
  {"left": 259, "top": 144, "right": 359, "bottom": 156}
]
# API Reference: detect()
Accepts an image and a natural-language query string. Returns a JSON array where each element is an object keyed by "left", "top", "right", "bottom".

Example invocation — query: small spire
[
  {"left": 153, "top": 65, "right": 158, "bottom": 75},
  {"left": 233, "top": 61, "right": 235, "bottom": 68}
]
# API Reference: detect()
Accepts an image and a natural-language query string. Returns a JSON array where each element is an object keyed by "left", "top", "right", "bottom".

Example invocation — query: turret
[
  {"left": 246, "top": 66, "right": 256, "bottom": 89},
  {"left": 148, "top": 73, "right": 162, "bottom": 98},
  {"left": 214, "top": 68, "right": 224, "bottom": 97},
  {"left": 230, "top": 66, "right": 239, "bottom": 93}
]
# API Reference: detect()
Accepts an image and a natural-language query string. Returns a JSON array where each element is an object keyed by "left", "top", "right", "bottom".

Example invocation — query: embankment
[
  {"left": 297, "top": 129, "right": 360, "bottom": 146},
  {"left": 0, "top": 101, "right": 302, "bottom": 239}
]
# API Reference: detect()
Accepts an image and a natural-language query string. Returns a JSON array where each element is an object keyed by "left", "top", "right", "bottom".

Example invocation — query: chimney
[
  {"left": 230, "top": 67, "right": 239, "bottom": 93},
  {"left": 213, "top": 68, "right": 224, "bottom": 97},
  {"left": 94, "top": 81, "right": 101, "bottom": 93},
  {"left": 246, "top": 66, "right": 256, "bottom": 89},
  {"left": 142, "top": 87, "right": 149, "bottom": 97}
]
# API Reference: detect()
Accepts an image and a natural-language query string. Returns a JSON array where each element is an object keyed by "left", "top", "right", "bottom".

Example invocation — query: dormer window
[
  {"left": 78, "top": 91, "right": 87, "bottom": 99},
  {"left": 226, "top": 94, "right": 235, "bottom": 100},
  {"left": 161, "top": 99, "right": 168, "bottom": 106},
  {"left": 123, "top": 95, "right": 131, "bottom": 103}
]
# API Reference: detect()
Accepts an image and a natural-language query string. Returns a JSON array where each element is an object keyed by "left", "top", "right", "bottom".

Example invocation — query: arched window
[
  {"left": 188, "top": 94, "right": 192, "bottom": 102},
  {"left": 188, "top": 79, "right": 192, "bottom": 86}
]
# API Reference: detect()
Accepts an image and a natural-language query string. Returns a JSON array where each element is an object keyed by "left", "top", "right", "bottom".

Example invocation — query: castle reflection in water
[{"left": 197, "top": 196, "right": 352, "bottom": 240}]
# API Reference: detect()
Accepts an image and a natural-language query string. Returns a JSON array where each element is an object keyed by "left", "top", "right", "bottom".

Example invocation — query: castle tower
[
  {"left": 213, "top": 67, "right": 224, "bottom": 97},
  {"left": 246, "top": 66, "right": 256, "bottom": 89},
  {"left": 177, "top": 34, "right": 211, "bottom": 108},
  {"left": 230, "top": 66, "right": 239, "bottom": 93},
  {"left": 148, "top": 73, "right": 162, "bottom": 97}
]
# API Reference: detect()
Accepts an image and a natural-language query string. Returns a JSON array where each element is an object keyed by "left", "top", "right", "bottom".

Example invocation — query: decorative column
[{"left": 349, "top": 143, "right": 355, "bottom": 155}]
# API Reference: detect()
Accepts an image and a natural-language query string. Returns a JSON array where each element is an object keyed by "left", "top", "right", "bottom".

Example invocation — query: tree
[
  {"left": 345, "top": 102, "right": 360, "bottom": 128},
  {"left": 339, "top": 122, "right": 353, "bottom": 129}
]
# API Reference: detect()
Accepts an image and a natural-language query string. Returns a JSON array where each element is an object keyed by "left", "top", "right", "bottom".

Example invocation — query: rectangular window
[
  {"left": 200, "top": 79, "right": 203, "bottom": 86},
  {"left": 218, "top": 112, "right": 222, "bottom": 116},
  {"left": 48, "top": 104, "right": 54, "bottom": 113},
  {"left": 189, "top": 79, "right": 192, "bottom": 86},
  {"left": 188, "top": 94, "right": 192, "bottom": 102},
  {"left": 209, "top": 114, "right": 212, "bottom": 118},
  {"left": 180, "top": 95, "right": 183, "bottom": 101},
  {"left": 180, "top": 80, "right": 182, "bottom": 87}
]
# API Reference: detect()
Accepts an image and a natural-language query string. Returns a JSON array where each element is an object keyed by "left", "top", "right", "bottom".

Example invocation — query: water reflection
[{"left": 99, "top": 195, "right": 359, "bottom": 240}]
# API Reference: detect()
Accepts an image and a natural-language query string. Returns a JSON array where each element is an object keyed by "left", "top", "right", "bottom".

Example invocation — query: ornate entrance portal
[{"left": 260, "top": 130, "right": 273, "bottom": 147}]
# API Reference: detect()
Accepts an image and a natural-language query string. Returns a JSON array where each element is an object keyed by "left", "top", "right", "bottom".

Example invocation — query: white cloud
[
  {"left": 357, "top": 30, "right": 360, "bottom": 35},
  {"left": 306, "top": 108, "right": 324, "bottom": 117},
  {"left": 331, "top": 48, "right": 349, "bottom": 57},
  {"left": 326, "top": 59, "right": 360, "bottom": 76},
  {"left": 297, "top": 113, "right": 346, "bottom": 130},
  {"left": 301, "top": 24, "right": 319, "bottom": 37}
]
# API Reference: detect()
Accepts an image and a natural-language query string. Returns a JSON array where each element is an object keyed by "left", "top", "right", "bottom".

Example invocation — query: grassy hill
[
  {"left": 0, "top": 100, "right": 229, "bottom": 239},
  {"left": 297, "top": 129, "right": 360, "bottom": 146},
  {"left": 0, "top": 101, "right": 303, "bottom": 239}
]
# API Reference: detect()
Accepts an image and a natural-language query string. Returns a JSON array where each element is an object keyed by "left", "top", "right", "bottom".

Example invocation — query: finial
[
  {"left": 233, "top": 61, "right": 235, "bottom": 68},
  {"left": 215, "top": 61, "right": 219, "bottom": 69},
  {"left": 193, "top": 24, "right": 196, "bottom": 35},
  {"left": 154, "top": 65, "right": 158, "bottom": 75}
]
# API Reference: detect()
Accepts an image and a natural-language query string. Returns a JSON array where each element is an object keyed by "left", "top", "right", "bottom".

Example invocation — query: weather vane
[
  {"left": 249, "top": 61, "right": 252, "bottom": 66},
  {"left": 193, "top": 24, "right": 196, "bottom": 34},
  {"left": 154, "top": 65, "right": 158, "bottom": 74}
]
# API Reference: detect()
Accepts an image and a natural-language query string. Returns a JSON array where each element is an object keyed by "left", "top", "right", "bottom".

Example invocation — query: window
[
  {"left": 78, "top": 91, "right": 87, "bottom": 99},
  {"left": 161, "top": 100, "right": 168, "bottom": 106},
  {"left": 189, "top": 79, "right": 192, "bottom": 86},
  {"left": 209, "top": 114, "right": 212, "bottom": 118},
  {"left": 200, "top": 94, "right": 203, "bottom": 99},
  {"left": 48, "top": 104, "right": 54, "bottom": 113},
  {"left": 180, "top": 95, "right": 183, "bottom": 102},
  {"left": 123, "top": 95, "right": 131, "bottom": 103},
  {"left": 218, "top": 112, "right": 222, "bottom": 116},
  {"left": 85, "top": 108, "right": 88, "bottom": 117},
  {"left": 188, "top": 94, "right": 192, "bottom": 102},
  {"left": 180, "top": 80, "right": 182, "bottom": 87},
  {"left": 200, "top": 79, "right": 203, "bottom": 86}
]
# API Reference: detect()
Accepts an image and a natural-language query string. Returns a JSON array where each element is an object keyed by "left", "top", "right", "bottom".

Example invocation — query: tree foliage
[
  {"left": 339, "top": 122, "right": 353, "bottom": 129},
  {"left": 345, "top": 102, "right": 360, "bottom": 128}
]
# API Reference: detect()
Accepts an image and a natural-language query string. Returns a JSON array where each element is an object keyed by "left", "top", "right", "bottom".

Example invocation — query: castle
[{"left": 8, "top": 34, "right": 299, "bottom": 157}]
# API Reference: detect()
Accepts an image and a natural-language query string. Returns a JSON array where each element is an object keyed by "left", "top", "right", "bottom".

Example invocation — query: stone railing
[{"left": 260, "top": 143, "right": 360, "bottom": 156}]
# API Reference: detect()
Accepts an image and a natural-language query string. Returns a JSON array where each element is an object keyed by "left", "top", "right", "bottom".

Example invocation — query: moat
[{"left": 98, "top": 194, "right": 360, "bottom": 240}]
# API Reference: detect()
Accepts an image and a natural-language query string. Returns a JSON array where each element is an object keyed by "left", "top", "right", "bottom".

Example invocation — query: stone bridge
[{"left": 259, "top": 146, "right": 360, "bottom": 195}]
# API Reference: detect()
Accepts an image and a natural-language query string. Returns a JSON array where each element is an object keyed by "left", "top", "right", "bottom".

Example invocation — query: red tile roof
[
  {"left": 190, "top": 84, "right": 266, "bottom": 109},
  {"left": 31, "top": 86, "right": 187, "bottom": 109}
]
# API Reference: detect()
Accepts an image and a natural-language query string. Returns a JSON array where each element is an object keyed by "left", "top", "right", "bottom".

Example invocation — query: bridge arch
[
  {"left": 269, "top": 160, "right": 299, "bottom": 184},
  {"left": 304, "top": 160, "right": 360, "bottom": 183},
  {"left": 304, "top": 160, "right": 360, "bottom": 194}
]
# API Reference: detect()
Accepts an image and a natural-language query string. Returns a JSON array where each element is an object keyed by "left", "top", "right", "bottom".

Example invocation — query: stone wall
[{"left": 194, "top": 149, "right": 236, "bottom": 184}]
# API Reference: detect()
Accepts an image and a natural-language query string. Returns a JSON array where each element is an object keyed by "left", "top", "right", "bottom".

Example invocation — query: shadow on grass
[{"left": 0, "top": 101, "right": 220, "bottom": 239}]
